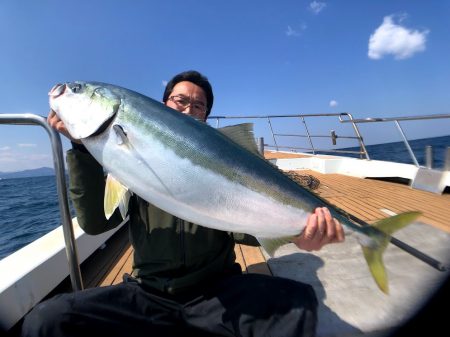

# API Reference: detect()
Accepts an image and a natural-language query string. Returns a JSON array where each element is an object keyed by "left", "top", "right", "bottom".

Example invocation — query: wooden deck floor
[
  {"left": 93, "top": 243, "right": 271, "bottom": 287},
  {"left": 264, "top": 150, "right": 450, "bottom": 233},
  {"left": 81, "top": 226, "right": 271, "bottom": 288},
  {"left": 86, "top": 152, "right": 449, "bottom": 288},
  {"left": 302, "top": 170, "right": 450, "bottom": 233}
]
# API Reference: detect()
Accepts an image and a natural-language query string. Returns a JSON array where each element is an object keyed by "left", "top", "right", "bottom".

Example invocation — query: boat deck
[
  {"left": 265, "top": 151, "right": 450, "bottom": 232},
  {"left": 301, "top": 169, "right": 450, "bottom": 232},
  {"left": 72, "top": 222, "right": 272, "bottom": 289},
  {"left": 87, "top": 233, "right": 273, "bottom": 288}
]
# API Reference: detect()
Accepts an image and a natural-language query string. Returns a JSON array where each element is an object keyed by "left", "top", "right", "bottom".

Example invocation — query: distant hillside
[{"left": 0, "top": 167, "right": 55, "bottom": 179}]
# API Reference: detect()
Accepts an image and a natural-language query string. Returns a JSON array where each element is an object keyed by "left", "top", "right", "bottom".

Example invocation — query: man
[{"left": 22, "top": 70, "right": 344, "bottom": 337}]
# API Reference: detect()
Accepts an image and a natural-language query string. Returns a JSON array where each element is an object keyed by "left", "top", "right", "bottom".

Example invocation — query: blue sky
[{"left": 0, "top": 0, "right": 449, "bottom": 172}]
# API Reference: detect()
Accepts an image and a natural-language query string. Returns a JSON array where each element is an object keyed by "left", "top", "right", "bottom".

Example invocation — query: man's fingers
[
  {"left": 315, "top": 207, "right": 326, "bottom": 239},
  {"left": 303, "top": 214, "right": 318, "bottom": 240},
  {"left": 322, "top": 207, "right": 336, "bottom": 241},
  {"left": 293, "top": 207, "right": 346, "bottom": 252},
  {"left": 47, "top": 110, "right": 59, "bottom": 128},
  {"left": 334, "top": 219, "right": 345, "bottom": 243},
  {"left": 47, "top": 110, "right": 54, "bottom": 123},
  {"left": 46, "top": 110, "right": 77, "bottom": 141}
]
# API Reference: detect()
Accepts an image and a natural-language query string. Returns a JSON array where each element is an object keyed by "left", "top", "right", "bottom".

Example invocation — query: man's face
[{"left": 165, "top": 81, "right": 208, "bottom": 121}]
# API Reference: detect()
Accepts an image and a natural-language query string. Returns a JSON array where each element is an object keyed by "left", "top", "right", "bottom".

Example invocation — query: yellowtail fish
[{"left": 49, "top": 81, "right": 420, "bottom": 294}]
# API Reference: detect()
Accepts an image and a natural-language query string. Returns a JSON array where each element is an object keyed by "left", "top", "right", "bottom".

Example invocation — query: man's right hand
[{"left": 47, "top": 110, "right": 82, "bottom": 144}]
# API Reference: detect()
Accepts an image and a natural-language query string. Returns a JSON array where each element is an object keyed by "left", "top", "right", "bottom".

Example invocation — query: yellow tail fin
[{"left": 361, "top": 211, "right": 421, "bottom": 294}]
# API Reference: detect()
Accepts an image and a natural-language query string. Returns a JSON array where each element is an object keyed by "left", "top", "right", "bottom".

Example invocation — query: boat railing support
[
  {"left": 0, "top": 113, "right": 83, "bottom": 291},
  {"left": 339, "top": 113, "right": 450, "bottom": 168},
  {"left": 209, "top": 113, "right": 369, "bottom": 158},
  {"left": 267, "top": 117, "right": 278, "bottom": 151},
  {"left": 300, "top": 116, "right": 316, "bottom": 155},
  {"left": 257, "top": 137, "right": 265, "bottom": 155},
  {"left": 445, "top": 147, "right": 450, "bottom": 171},
  {"left": 425, "top": 146, "right": 433, "bottom": 169}
]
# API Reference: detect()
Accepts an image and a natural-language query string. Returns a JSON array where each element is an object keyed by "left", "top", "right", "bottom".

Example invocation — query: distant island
[{"left": 0, "top": 167, "right": 55, "bottom": 179}]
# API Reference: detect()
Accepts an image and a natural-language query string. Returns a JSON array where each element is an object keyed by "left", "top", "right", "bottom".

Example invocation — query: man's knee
[{"left": 21, "top": 294, "right": 73, "bottom": 336}]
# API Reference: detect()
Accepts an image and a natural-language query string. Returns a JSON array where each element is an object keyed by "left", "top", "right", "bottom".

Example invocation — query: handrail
[
  {"left": 339, "top": 113, "right": 450, "bottom": 123},
  {"left": 210, "top": 112, "right": 370, "bottom": 159},
  {"left": 0, "top": 113, "right": 83, "bottom": 291},
  {"left": 340, "top": 113, "right": 450, "bottom": 167}
]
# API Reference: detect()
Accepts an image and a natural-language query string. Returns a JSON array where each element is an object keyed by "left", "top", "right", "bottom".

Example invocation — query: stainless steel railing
[
  {"left": 339, "top": 113, "right": 450, "bottom": 168},
  {"left": 210, "top": 112, "right": 450, "bottom": 167},
  {"left": 209, "top": 112, "right": 371, "bottom": 159},
  {"left": 0, "top": 113, "right": 83, "bottom": 291}
]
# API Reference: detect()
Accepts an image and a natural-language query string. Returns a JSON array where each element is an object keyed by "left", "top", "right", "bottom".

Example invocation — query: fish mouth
[
  {"left": 49, "top": 82, "right": 84, "bottom": 98},
  {"left": 48, "top": 81, "right": 121, "bottom": 139},
  {"left": 48, "top": 83, "right": 66, "bottom": 98}
]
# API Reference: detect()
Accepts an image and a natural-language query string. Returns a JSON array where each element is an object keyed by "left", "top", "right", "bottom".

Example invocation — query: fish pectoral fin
[
  {"left": 257, "top": 236, "right": 293, "bottom": 257},
  {"left": 217, "top": 123, "right": 262, "bottom": 156},
  {"left": 118, "top": 190, "right": 131, "bottom": 220},
  {"left": 113, "top": 124, "right": 129, "bottom": 146},
  {"left": 104, "top": 174, "right": 129, "bottom": 220},
  {"left": 359, "top": 211, "right": 421, "bottom": 294}
]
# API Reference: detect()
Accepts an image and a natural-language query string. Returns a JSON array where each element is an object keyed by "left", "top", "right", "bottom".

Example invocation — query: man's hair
[{"left": 162, "top": 70, "right": 214, "bottom": 118}]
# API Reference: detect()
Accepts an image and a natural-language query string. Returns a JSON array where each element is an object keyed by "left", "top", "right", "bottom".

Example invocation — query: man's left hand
[{"left": 292, "top": 207, "right": 345, "bottom": 251}]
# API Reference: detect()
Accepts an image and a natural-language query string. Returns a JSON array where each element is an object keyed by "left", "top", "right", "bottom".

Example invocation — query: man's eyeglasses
[{"left": 168, "top": 95, "right": 207, "bottom": 114}]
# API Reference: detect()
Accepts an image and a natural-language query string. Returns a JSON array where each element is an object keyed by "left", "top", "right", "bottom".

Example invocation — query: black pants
[{"left": 21, "top": 273, "right": 317, "bottom": 337}]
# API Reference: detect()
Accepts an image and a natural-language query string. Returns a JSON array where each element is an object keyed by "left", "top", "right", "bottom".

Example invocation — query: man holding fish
[{"left": 22, "top": 70, "right": 345, "bottom": 337}]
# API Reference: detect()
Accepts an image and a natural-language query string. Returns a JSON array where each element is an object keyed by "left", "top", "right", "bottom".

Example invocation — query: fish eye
[{"left": 70, "top": 83, "right": 82, "bottom": 93}]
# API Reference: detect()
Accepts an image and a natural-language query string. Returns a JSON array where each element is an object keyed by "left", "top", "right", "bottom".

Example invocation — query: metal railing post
[
  {"left": 210, "top": 113, "right": 450, "bottom": 161},
  {"left": 339, "top": 113, "right": 450, "bottom": 167},
  {"left": 266, "top": 117, "right": 278, "bottom": 151},
  {"left": 394, "top": 120, "right": 420, "bottom": 167},
  {"left": 341, "top": 113, "right": 370, "bottom": 160},
  {"left": 0, "top": 113, "right": 83, "bottom": 291},
  {"left": 445, "top": 147, "right": 450, "bottom": 171},
  {"left": 425, "top": 146, "right": 433, "bottom": 169},
  {"left": 300, "top": 116, "right": 315, "bottom": 155},
  {"left": 257, "top": 137, "right": 265, "bottom": 155}
]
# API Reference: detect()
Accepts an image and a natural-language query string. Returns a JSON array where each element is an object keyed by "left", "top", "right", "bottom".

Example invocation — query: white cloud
[
  {"left": 286, "top": 25, "right": 299, "bottom": 37},
  {"left": 162, "top": 80, "right": 168, "bottom": 87},
  {"left": 18, "top": 143, "right": 37, "bottom": 148},
  {"left": 329, "top": 100, "right": 338, "bottom": 107},
  {"left": 0, "top": 151, "right": 16, "bottom": 163},
  {"left": 309, "top": 1, "right": 326, "bottom": 15},
  {"left": 286, "top": 23, "right": 307, "bottom": 37},
  {"left": 368, "top": 15, "right": 429, "bottom": 60},
  {"left": 0, "top": 146, "right": 11, "bottom": 151},
  {"left": 0, "top": 152, "right": 52, "bottom": 171}
]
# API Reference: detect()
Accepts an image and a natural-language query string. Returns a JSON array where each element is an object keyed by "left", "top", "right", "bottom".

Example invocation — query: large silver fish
[{"left": 49, "top": 81, "right": 420, "bottom": 294}]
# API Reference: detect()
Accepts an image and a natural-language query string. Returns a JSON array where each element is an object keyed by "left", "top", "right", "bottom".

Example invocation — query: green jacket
[{"left": 67, "top": 149, "right": 259, "bottom": 294}]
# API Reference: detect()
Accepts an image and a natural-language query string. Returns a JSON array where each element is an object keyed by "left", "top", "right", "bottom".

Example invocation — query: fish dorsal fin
[
  {"left": 218, "top": 123, "right": 261, "bottom": 156},
  {"left": 218, "top": 123, "right": 321, "bottom": 190},
  {"left": 104, "top": 174, "right": 130, "bottom": 220}
]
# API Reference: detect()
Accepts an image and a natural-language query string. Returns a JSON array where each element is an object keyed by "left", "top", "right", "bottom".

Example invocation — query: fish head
[{"left": 49, "top": 81, "right": 121, "bottom": 139}]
